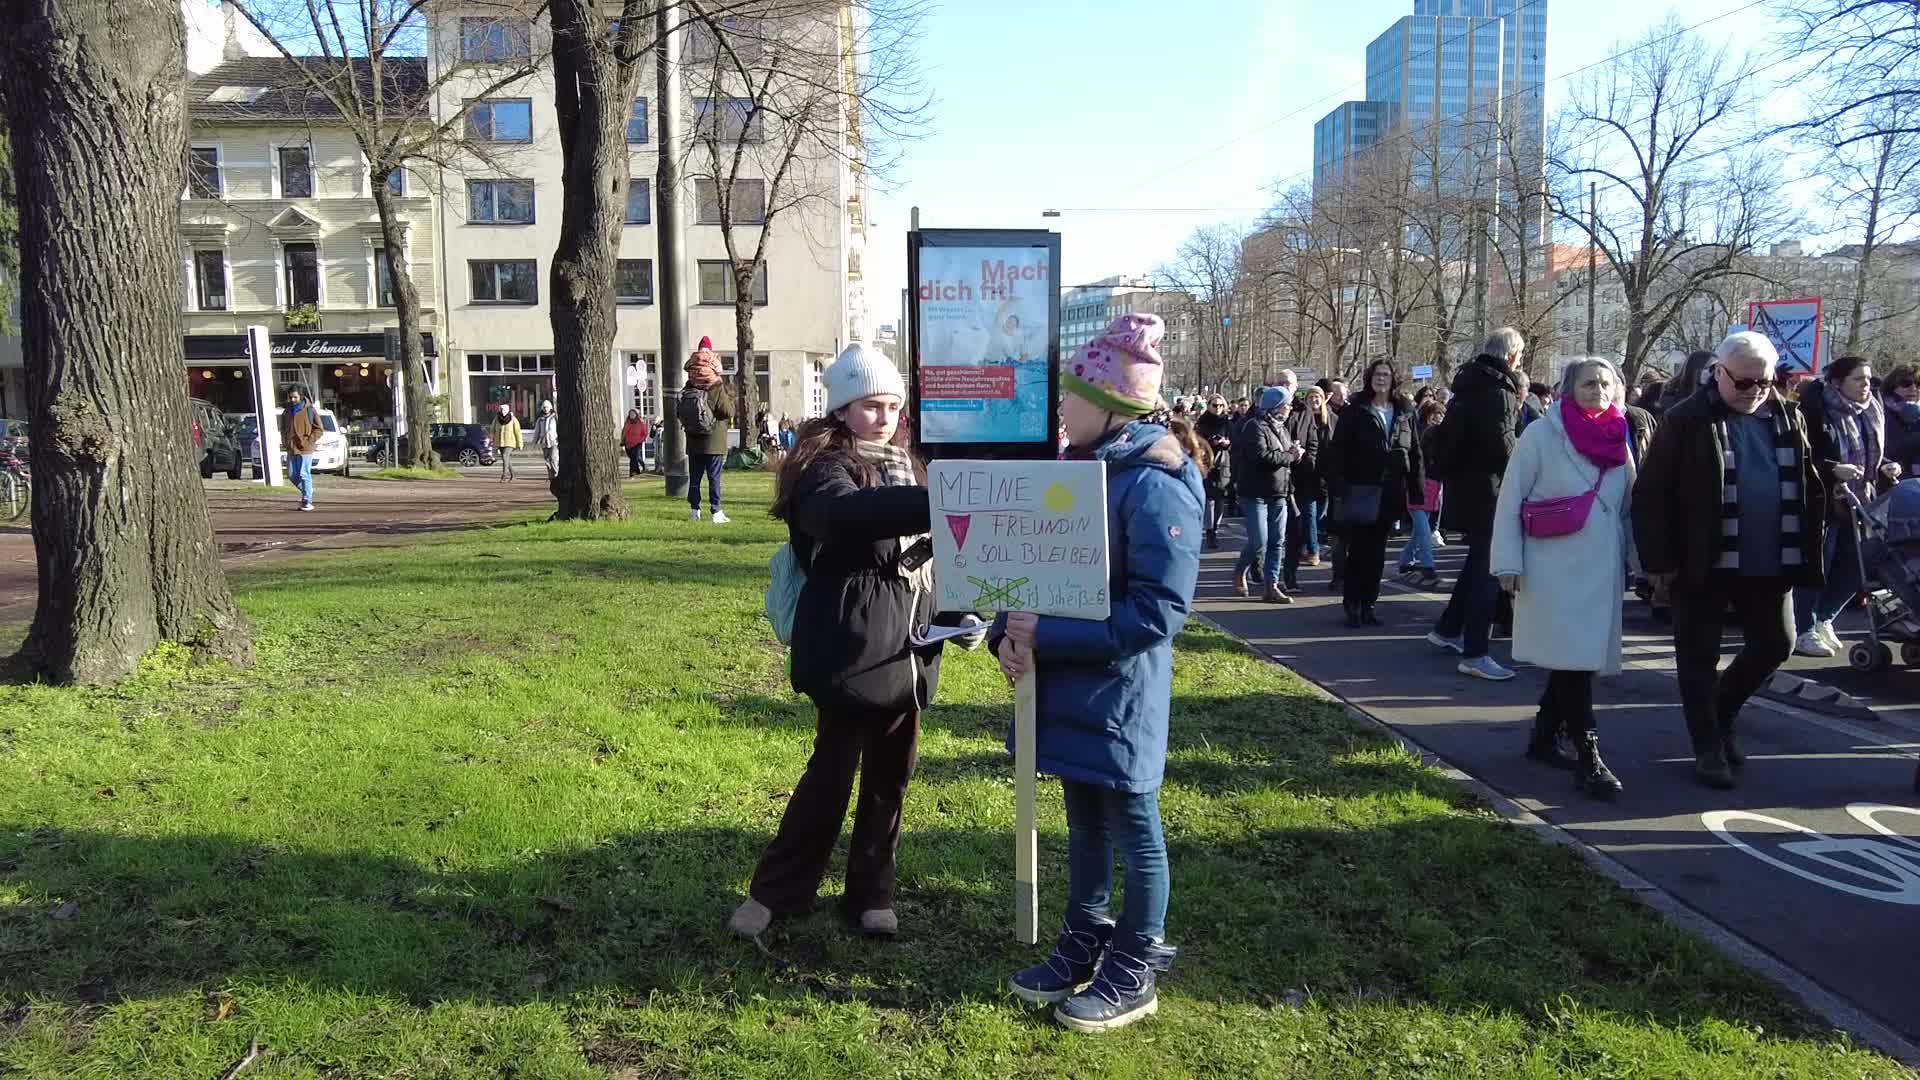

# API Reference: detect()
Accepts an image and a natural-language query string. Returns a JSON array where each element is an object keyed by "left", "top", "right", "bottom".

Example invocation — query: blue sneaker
[
  {"left": 1053, "top": 941, "right": 1177, "bottom": 1033},
  {"left": 1008, "top": 919, "right": 1113, "bottom": 1006}
]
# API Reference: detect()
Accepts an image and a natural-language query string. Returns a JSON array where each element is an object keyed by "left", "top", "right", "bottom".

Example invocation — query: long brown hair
[
  {"left": 770, "top": 411, "right": 924, "bottom": 522},
  {"left": 1168, "top": 418, "right": 1211, "bottom": 472}
]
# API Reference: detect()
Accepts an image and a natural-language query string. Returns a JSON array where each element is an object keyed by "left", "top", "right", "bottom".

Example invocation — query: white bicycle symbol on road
[{"left": 1703, "top": 803, "right": 1920, "bottom": 905}]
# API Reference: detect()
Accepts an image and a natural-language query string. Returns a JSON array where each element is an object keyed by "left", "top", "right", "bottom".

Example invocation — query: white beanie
[{"left": 822, "top": 342, "right": 906, "bottom": 415}]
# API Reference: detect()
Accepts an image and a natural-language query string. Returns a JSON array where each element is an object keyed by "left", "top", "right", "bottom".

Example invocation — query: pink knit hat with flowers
[{"left": 1062, "top": 313, "right": 1166, "bottom": 417}]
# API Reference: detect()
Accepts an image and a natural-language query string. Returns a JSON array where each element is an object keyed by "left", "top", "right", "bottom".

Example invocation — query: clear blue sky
[{"left": 865, "top": 0, "right": 1772, "bottom": 333}]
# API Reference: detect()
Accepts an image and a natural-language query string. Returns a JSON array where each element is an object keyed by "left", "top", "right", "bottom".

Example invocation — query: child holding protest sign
[
  {"left": 729, "top": 343, "right": 982, "bottom": 941},
  {"left": 991, "top": 313, "right": 1204, "bottom": 1033}
]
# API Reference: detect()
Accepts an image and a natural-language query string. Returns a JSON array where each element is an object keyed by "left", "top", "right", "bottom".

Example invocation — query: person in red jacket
[{"left": 621, "top": 409, "right": 649, "bottom": 477}]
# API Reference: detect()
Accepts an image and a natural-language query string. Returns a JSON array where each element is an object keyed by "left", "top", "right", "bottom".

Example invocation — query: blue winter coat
[{"left": 989, "top": 421, "right": 1204, "bottom": 793}]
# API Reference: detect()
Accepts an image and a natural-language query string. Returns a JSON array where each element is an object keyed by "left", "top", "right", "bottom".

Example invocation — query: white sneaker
[
  {"left": 1815, "top": 620, "right": 1844, "bottom": 653},
  {"left": 1426, "top": 630, "right": 1465, "bottom": 655},
  {"left": 1795, "top": 630, "right": 1836, "bottom": 658},
  {"left": 689, "top": 508, "right": 702, "bottom": 521},
  {"left": 1458, "top": 656, "right": 1515, "bottom": 681},
  {"left": 711, "top": 510, "right": 731, "bottom": 524}
]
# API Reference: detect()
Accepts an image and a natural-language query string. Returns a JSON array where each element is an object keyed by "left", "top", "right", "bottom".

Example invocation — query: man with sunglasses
[{"left": 1632, "top": 332, "right": 1827, "bottom": 790}]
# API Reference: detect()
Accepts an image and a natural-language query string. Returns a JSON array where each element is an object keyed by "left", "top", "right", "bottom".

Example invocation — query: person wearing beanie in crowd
[
  {"left": 533, "top": 399, "right": 559, "bottom": 482},
  {"left": 680, "top": 337, "right": 735, "bottom": 523},
  {"left": 1230, "top": 383, "right": 1302, "bottom": 603},
  {"left": 494, "top": 402, "right": 524, "bottom": 482},
  {"left": 729, "top": 342, "right": 984, "bottom": 943},
  {"left": 994, "top": 313, "right": 1201, "bottom": 1034}
]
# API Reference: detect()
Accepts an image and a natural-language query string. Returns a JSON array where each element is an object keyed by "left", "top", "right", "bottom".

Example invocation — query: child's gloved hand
[
  {"left": 953, "top": 614, "right": 988, "bottom": 651},
  {"left": 995, "top": 636, "right": 1032, "bottom": 684}
]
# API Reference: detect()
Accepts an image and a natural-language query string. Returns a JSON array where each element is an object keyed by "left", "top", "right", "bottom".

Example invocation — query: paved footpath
[
  {"left": 1197, "top": 528, "right": 1920, "bottom": 1055},
  {"left": 0, "top": 473, "right": 564, "bottom": 630}
]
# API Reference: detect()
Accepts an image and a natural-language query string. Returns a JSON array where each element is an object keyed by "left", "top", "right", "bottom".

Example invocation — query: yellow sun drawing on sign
[{"left": 1043, "top": 482, "right": 1075, "bottom": 514}]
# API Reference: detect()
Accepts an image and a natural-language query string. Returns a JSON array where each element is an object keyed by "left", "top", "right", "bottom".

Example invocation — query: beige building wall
[{"left": 428, "top": 7, "right": 855, "bottom": 432}]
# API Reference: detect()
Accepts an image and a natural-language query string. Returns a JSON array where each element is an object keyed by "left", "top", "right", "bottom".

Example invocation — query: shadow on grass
[{"left": 0, "top": 812, "right": 1829, "bottom": 1039}]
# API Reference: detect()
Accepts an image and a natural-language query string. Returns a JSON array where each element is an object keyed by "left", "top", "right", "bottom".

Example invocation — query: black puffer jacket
[
  {"left": 1324, "top": 396, "right": 1424, "bottom": 525},
  {"left": 1287, "top": 407, "right": 1329, "bottom": 503},
  {"left": 1434, "top": 353, "right": 1523, "bottom": 536},
  {"left": 786, "top": 456, "right": 943, "bottom": 713},
  {"left": 1631, "top": 386, "right": 1826, "bottom": 590},
  {"left": 1195, "top": 410, "right": 1234, "bottom": 496},
  {"left": 1229, "top": 409, "right": 1295, "bottom": 499}
]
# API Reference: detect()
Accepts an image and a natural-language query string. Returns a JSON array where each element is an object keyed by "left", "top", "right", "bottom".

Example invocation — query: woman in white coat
[{"left": 1490, "top": 358, "right": 1637, "bottom": 799}]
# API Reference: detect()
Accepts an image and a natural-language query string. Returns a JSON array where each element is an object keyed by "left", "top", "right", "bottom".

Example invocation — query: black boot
[
  {"left": 1722, "top": 732, "right": 1745, "bottom": 771},
  {"left": 1360, "top": 604, "right": 1382, "bottom": 626},
  {"left": 1524, "top": 712, "right": 1578, "bottom": 770},
  {"left": 1573, "top": 731, "right": 1622, "bottom": 799},
  {"left": 1693, "top": 746, "right": 1736, "bottom": 790},
  {"left": 1343, "top": 602, "right": 1363, "bottom": 628}
]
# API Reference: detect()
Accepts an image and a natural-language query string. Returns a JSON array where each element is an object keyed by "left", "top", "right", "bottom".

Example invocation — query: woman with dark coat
[
  {"left": 1793, "top": 355, "right": 1903, "bottom": 657},
  {"left": 729, "top": 343, "right": 979, "bottom": 942},
  {"left": 1324, "top": 359, "right": 1425, "bottom": 628}
]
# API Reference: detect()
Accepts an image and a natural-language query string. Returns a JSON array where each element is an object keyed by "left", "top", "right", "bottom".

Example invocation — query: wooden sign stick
[{"left": 1014, "top": 660, "right": 1039, "bottom": 945}]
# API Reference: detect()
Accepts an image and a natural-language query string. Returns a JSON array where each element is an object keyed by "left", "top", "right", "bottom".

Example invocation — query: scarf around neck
[
  {"left": 1823, "top": 382, "right": 1883, "bottom": 476},
  {"left": 857, "top": 439, "right": 934, "bottom": 593},
  {"left": 1560, "top": 397, "right": 1628, "bottom": 469}
]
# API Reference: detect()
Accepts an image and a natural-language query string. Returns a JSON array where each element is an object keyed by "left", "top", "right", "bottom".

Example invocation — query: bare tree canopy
[
  {"left": 1156, "top": 223, "right": 1246, "bottom": 393},
  {"left": 1776, "top": 0, "right": 1920, "bottom": 145},
  {"left": 1548, "top": 16, "right": 1790, "bottom": 381},
  {"left": 683, "top": 0, "right": 932, "bottom": 429}
]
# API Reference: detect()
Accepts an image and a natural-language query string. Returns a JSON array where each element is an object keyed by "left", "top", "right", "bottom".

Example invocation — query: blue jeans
[
  {"left": 287, "top": 454, "right": 314, "bottom": 505},
  {"left": 1234, "top": 496, "right": 1288, "bottom": 587},
  {"left": 1398, "top": 508, "right": 1436, "bottom": 571},
  {"left": 688, "top": 453, "right": 724, "bottom": 512},
  {"left": 1062, "top": 780, "right": 1168, "bottom": 955},
  {"left": 1794, "top": 524, "right": 1863, "bottom": 631},
  {"left": 1299, "top": 499, "right": 1321, "bottom": 555}
]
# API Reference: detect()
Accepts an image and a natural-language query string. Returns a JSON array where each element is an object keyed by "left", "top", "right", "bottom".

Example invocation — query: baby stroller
[{"left": 1838, "top": 478, "right": 1920, "bottom": 675}]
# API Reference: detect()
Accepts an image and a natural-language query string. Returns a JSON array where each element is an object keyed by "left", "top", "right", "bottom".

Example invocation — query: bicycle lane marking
[{"left": 1703, "top": 804, "right": 1920, "bottom": 905}]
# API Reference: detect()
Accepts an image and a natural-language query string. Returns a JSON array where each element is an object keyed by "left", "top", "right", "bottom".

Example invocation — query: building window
[
  {"left": 460, "top": 17, "right": 531, "bottom": 61},
  {"left": 193, "top": 249, "right": 227, "bottom": 311},
  {"left": 687, "top": 16, "right": 764, "bottom": 63},
  {"left": 626, "top": 98, "right": 648, "bottom": 143},
  {"left": 698, "top": 260, "right": 767, "bottom": 305},
  {"left": 374, "top": 248, "right": 397, "bottom": 307},
  {"left": 625, "top": 179, "right": 650, "bottom": 224},
  {"left": 615, "top": 259, "right": 653, "bottom": 305},
  {"left": 278, "top": 145, "right": 313, "bottom": 198},
  {"left": 695, "top": 178, "right": 766, "bottom": 224},
  {"left": 693, "top": 97, "right": 763, "bottom": 143},
  {"left": 467, "top": 179, "right": 534, "bottom": 224},
  {"left": 189, "top": 147, "right": 222, "bottom": 198},
  {"left": 465, "top": 99, "right": 532, "bottom": 142},
  {"left": 719, "top": 351, "right": 772, "bottom": 407},
  {"left": 284, "top": 242, "right": 319, "bottom": 308},
  {"left": 470, "top": 259, "right": 537, "bottom": 304},
  {"left": 384, "top": 167, "right": 406, "bottom": 197}
]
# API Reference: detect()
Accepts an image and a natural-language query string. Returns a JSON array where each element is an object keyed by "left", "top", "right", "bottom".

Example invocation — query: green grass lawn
[
  {"left": 0, "top": 474, "right": 1907, "bottom": 1078},
  {"left": 361, "top": 466, "right": 462, "bottom": 482}
]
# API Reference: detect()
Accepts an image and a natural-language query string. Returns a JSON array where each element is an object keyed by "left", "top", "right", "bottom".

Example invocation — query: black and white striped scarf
[
  {"left": 1714, "top": 402, "right": 1806, "bottom": 573},
  {"left": 857, "top": 439, "right": 934, "bottom": 592}
]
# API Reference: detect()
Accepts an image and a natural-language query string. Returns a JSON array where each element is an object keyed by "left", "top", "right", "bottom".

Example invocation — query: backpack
[
  {"left": 764, "top": 540, "right": 810, "bottom": 645},
  {"left": 678, "top": 385, "right": 715, "bottom": 437}
]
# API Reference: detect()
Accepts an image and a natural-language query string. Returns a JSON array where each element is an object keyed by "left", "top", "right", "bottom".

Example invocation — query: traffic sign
[{"left": 1411, "top": 365, "right": 1434, "bottom": 381}]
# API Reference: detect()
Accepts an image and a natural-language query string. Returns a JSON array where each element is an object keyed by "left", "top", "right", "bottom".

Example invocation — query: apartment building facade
[
  {"left": 179, "top": 56, "right": 441, "bottom": 438},
  {"left": 427, "top": 6, "right": 863, "bottom": 432}
]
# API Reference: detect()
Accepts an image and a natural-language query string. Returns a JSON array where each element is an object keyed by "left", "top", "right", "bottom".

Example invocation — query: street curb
[
  {"left": 1190, "top": 610, "right": 1920, "bottom": 1068},
  {"left": 1757, "top": 671, "right": 1878, "bottom": 723}
]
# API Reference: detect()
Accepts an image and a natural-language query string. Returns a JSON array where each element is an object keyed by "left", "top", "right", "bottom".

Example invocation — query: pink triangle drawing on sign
[{"left": 945, "top": 514, "right": 972, "bottom": 550}]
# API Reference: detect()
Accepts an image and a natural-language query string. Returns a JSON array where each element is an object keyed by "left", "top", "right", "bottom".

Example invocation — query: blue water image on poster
[{"left": 917, "top": 245, "right": 1051, "bottom": 444}]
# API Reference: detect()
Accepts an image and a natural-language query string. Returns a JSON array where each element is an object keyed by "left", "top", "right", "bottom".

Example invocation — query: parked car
[
  {"left": 248, "top": 406, "right": 351, "bottom": 477},
  {"left": 190, "top": 398, "right": 243, "bottom": 480},
  {"left": 364, "top": 423, "right": 497, "bottom": 468}
]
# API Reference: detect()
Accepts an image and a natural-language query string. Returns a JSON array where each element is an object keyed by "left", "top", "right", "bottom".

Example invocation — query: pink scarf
[{"left": 1560, "top": 397, "right": 1628, "bottom": 469}]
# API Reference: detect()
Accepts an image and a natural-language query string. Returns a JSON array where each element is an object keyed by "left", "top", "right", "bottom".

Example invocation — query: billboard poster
[
  {"left": 1747, "top": 298, "right": 1823, "bottom": 374},
  {"left": 909, "top": 229, "right": 1060, "bottom": 458}
]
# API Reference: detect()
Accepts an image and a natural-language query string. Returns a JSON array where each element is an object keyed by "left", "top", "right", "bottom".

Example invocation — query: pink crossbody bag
[{"left": 1519, "top": 476, "right": 1601, "bottom": 538}]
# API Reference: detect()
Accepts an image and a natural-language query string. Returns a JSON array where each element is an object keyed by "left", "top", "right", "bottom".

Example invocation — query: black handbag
[{"left": 1331, "top": 484, "right": 1383, "bottom": 524}]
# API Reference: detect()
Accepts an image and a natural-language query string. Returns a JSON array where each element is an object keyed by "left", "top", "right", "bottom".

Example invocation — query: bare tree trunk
[
  {"left": 1847, "top": 141, "right": 1889, "bottom": 354},
  {"left": 370, "top": 181, "right": 433, "bottom": 467},
  {"left": 1, "top": 0, "right": 252, "bottom": 684},
  {"left": 735, "top": 281, "right": 759, "bottom": 435},
  {"left": 547, "top": 0, "right": 631, "bottom": 521}
]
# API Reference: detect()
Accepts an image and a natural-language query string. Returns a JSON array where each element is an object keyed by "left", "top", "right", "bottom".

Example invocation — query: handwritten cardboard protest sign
[{"left": 929, "top": 459, "right": 1110, "bottom": 621}]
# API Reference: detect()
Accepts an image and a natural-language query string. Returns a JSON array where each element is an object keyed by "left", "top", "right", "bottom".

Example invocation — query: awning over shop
[{"left": 184, "top": 332, "right": 439, "bottom": 362}]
